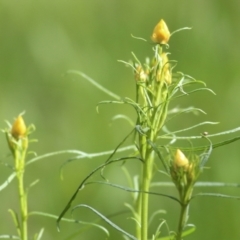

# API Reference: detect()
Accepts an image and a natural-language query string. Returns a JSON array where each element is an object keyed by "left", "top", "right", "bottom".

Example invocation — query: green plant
[
  {"left": 2, "top": 114, "right": 43, "bottom": 240},
  {"left": 56, "top": 19, "right": 240, "bottom": 240},
  {"left": 1, "top": 115, "right": 89, "bottom": 239},
  {"left": 1, "top": 19, "right": 240, "bottom": 240}
]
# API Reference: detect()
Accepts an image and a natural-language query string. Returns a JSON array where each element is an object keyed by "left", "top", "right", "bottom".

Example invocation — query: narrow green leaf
[
  {"left": 60, "top": 145, "right": 137, "bottom": 175},
  {"left": 0, "top": 235, "right": 20, "bottom": 239},
  {"left": 67, "top": 70, "right": 121, "bottom": 100},
  {"left": 160, "top": 121, "right": 219, "bottom": 137},
  {"left": 72, "top": 204, "right": 137, "bottom": 240},
  {"left": 57, "top": 156, "right": 143, "bottom": 230},
  {"left": 111, "top": 114, "right": 135, "bottom": 127},
  {"left": 181, "top": 224, "right": 196, "bottom": 237},
  {"left": 130, "top": 34, "right": 147, "bottom": 42},
  {"left": 192, "top": 192, "right": 240, "bottom": 200},
  {"left": 29, "top": 211, "right": 109, "bottom": 238},
  {"left": 149, "top": 210, "right": 167, "bottom": 227},
  {"left": 85, "top": 181, "right": 181, "bottom": 204},
  {"left": 152, "top": 219, "right": 166, "bottom": 239},
  {"left": 26, "top": 179, "right": 39, "bottom": 195},
  {"left": 34, "top": 228, "right": 44, "bottom": 240},
  {"left": 0, "top": 173, "right": 16, "bottom": 192},
  {"left": 151, "top": 181, "right": 240, "bottom": 189},
  {"left": 156, "top": 224, "right": 196, "bottom": 240},
  {"left": 158, "top": 136, "right": 240, "bottom": 153},
  {"left": 148, "top": 140, "right": 169, "bottom": 173},
  {"left": 8, "top": 209, "right": 21, "bottom": 237},
  {"left": 170, "top": 27, "right": 192, "bottom": 37},
  {"left": 194, "top": 182, "right": 240, "bottom": 187},
  {"left": 27, "top": 150, "right": 87, "bottom": 166}
]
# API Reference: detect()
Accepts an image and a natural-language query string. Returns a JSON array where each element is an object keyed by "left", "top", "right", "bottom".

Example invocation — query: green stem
[
  {"left": 135, "top": 43, "right": 169, "bottom": 240},
  {"left": 18, "top": 171, "right": 28, "bottom": 240},
  {"left": 15, "top": 146, "right": 28, "bottom": 240},
  {"left": 141, "top": 149, "right": 155, "bottom": 240},
  {"left": 136, "top": 127, "right": 156, "bottom": 240},
  {"left": 137, "top": 83, "right": 168, "bottom": 240},
  {"left": 136, "top": 133, "right": 147, "bottom": 240},
  {"left": 136, "top": 193, "right": 142, "bottom": 239},
  {"left": 176, "top": 203, "right": 189, "bottom": 240},
  {"left": 176, "top": 187, "right": 193, "bottom": 240}
]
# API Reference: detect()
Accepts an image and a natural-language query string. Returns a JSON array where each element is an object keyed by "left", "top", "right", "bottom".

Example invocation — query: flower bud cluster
[
  {"left": 170, "top": 149, "right": 199, "bottom": 190},
  {"left": 131, "top": 19, "right": 173, "bottom": 136},
  {"left": 134, "top": 19, "right": 172, "bottom": 92},
  {"left": 5, "top": 115, "right": 29, "bottom": 155}
]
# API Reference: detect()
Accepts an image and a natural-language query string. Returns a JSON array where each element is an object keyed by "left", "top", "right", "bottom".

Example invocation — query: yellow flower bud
[
  {"left": 151, "top": 19, "right": 170, "bottom": 44},
  {"left": 11, "top": 115, "right": 27, "bottom": 140},
  {"left": 162, "top": 53, "right": 172, "bottom": 84},
  {"left": 135, "top": 65, "right": 147, "bottom": 82},
  {"left": 174, "top": 149, "right": 189, "bottom": 169},
  {"left": 156, "top": 53, "right": 172, "bottom": 84}
]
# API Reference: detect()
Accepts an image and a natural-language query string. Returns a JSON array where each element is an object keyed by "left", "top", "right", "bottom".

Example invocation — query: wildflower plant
[
  {"left": 1, "top": 19, "right": 240, "bottom": 240},
  {"left": 56, "top": 19, "right": 240, "bottom": 240},
  {"left": 1, "top": 115, "right": 89, "bottom": 239},
  {"left": 2, "top": 114, "right": 35, "bottom": 240}
]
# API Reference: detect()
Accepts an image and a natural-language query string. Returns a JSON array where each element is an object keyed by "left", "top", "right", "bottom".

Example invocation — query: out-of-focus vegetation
[{"left": 0, "top": 1, "right": 240, "bottom": 239}]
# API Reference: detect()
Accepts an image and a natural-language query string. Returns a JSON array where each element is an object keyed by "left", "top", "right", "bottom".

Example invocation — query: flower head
[
  {"left": 151, "top": 19, "right": 170, "bottom": 44},
  {"left": 11, "top": 115, "right": 27, "bottom": 140},
  {"left": 174, "top": 149, "right": 189, "bottom": 169}
]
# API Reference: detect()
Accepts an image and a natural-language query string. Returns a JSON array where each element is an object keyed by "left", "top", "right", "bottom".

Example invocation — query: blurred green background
[{"left": 1, "top": 0, "right": 240, "bottom": 239}]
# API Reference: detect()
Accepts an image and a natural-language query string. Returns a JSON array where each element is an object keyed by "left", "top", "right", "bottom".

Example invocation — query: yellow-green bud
[
  {"left": 174, "top": 149, "right": 189, "bottom": 169},
  {"left": 151, "top": 19, "right": 170, "bottom": 44},
  {"left": 11, "top": 115, "right": 27, "bottom": 140},
  {"left": 135, "top": 65, "right": 147, "bottom": 82},
  {"left": 156, "top": 53, "right": 172, "bottom": 84}
]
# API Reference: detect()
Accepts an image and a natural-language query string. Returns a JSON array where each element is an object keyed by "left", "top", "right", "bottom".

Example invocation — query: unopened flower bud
[
  {"left": 162, "top": 53, "right": 172, "bottom": 84},
  {"left": 11, "top": 115, "right": 27, "bottom": 140},
  {"left": 135, "top": 65, "right": 147, "bottom": 82},
  {"left": 155, "top": 53, "right": 172, "bottom": 84},
  {"left": 151, "top": 19, "right": 170, "bottom": 44},
  {"left": 174, "top": 149, "right": 189, "bottom": 169}
]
